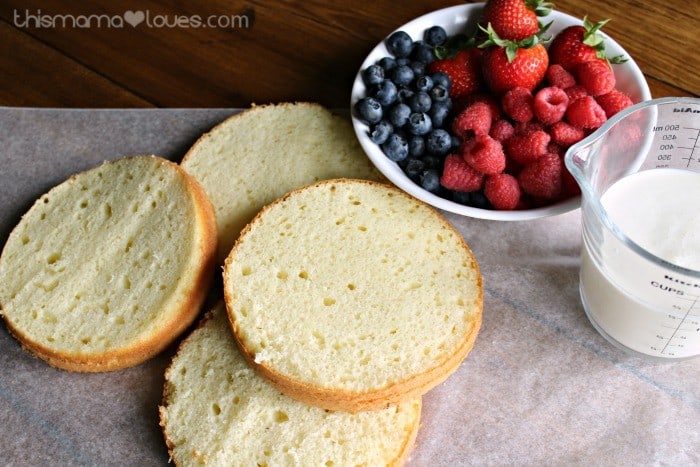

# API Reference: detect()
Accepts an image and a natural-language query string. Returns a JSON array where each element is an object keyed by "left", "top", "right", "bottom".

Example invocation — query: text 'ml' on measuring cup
[{"left": 565, "top": 97, "right": 700, "bottom": 360}]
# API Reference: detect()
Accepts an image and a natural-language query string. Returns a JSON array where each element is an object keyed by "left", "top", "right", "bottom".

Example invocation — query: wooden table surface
[{"left": 1, "top": 0, "right": 697, "bottom": 109}]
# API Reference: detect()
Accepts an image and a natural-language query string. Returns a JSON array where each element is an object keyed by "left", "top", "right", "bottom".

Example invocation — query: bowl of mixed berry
[{"left": 350, "top": 1, "right": 650, "bottom": 220}]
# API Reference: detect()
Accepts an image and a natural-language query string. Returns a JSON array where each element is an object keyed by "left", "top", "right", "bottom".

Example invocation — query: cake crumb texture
[
  {"left": 224, "top": 179, "right": 483, "bottom": 412},
  {"left": 181, "top": 102, "right": 384, "bottom": 262},
  {"left": 160, "top": 302, "right": 421, "bottom": 466},
  {"left": 0, "top": 155, "right": 217, "bottom": 371}
]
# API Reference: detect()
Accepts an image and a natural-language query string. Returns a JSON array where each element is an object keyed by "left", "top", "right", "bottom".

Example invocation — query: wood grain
[
  {"left": 542, "top": 0, "right": 699, "bottom": 97},
  {"left": 0, "top": 0, "right": 697, "bottom": 108},
  {"left": 0, "top": 22, "right": 151, "bottom": 107}
]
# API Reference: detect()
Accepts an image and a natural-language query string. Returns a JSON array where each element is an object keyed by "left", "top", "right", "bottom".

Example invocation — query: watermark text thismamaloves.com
[{"left": 13, "top": 9, "right": 251, "bottom": 29}]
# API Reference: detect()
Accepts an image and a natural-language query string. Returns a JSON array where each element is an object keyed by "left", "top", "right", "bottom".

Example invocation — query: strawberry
[
  {"left": 481, "top": 43, "right": 549, "bottom": 94},
  {"left": 427, "top": 48, "right": 483, "bottom": 98},
  {"left": 548, "top": 17, "right": 627, "bottom": 71},
  {"left": 480, "top": 0, "right": 553, "bottom": 41},
  {"left": 477, "top": 24, "right": 548, "bottom": 94}
]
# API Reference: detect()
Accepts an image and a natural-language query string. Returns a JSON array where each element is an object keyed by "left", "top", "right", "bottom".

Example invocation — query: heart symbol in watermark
[{"left": 123, "top": 10, "right": 145, "bottom": 27}]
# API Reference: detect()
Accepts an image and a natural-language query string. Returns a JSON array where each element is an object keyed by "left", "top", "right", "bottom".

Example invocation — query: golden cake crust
[
  {"left": 223, "top": 178, "right": 483, "bottom": 412},
  {"left": 0, "top": 156, "right": 217, "bottom": 372}
]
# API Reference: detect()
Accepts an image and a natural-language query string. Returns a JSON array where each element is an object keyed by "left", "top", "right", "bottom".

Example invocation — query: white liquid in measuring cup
[{"left": 581, "top": 168, "right": 700, "bottom": 358}]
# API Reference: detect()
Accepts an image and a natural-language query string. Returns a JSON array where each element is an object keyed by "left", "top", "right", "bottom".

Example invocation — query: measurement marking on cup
[
  {"left": 677, "top": 126, "right": 700, "bottom": 168},
  {"left": 660, "top": 293, "right": 700, "bottom": 355}
]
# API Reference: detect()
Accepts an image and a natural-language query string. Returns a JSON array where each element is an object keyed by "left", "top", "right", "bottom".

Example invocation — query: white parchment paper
[{"left": 0, "top": 108, "right": 697, "bottom": 466}]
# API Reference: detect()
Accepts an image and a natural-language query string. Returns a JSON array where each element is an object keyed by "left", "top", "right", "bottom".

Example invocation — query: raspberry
[
  {"left": 451, "top": 101, "right": 492, "bottom": 139},
  {"left": 501, "top": 86, "right": 534, "bottom": 123},
  {"left": 596, "top": 89, "right": 634, "bottom": 118},
  {"left": 456, "top": 93, "right": 503, "bottom": 120},
  {"left": 545, "top": 64, "right": 576, "bottom": 89},
  {"left": 518, "top": 153, "right": 563, "bottom": 199},
  {"left": 533, "top": 87, "right": 569, "bottom": 125},
  {"left": 440, "top": 154, "right": 485, "bottom": 192},
  {"left": 608, "top": 119, "right": 644, "bottom": 153},
  {"left": 573, "top": 59, "right": 616, "bottom": 96},
  {"left": 566, "top": 96, "right": 607, "bottom": 129},
  {"left": 461, "top": 134, "right": 506, "bottom": 175},
  {"left": 504, "top": 154, "right": 523, "bottom": 176},
  {"left": 564, "top": 85, "right": 588, "bottom": 103},
  {"left": 489, "top": 119, "right": 515, "bottom": 142},
  {"left": 514, "top": 120, "right": 545, "bottom": 135},
  {"left": 504, "top": 129, "right": 551, "bottom": 164},
  {"left": 550, "top": 121, "right": 587, "bottom": 146},
  {"left": 547, "top": 141, "right": 565, "bottom": 156},
  {"left": 562, "top": 165, "right": 581, "bottom": 196},
  {"left": 484, "top": 173, "right": 521, "bottom": 210}
]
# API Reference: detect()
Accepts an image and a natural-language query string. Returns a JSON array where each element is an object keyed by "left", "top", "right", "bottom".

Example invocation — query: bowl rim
[{"left": 350, "top": 3, "right": 652, "bottom": 221}]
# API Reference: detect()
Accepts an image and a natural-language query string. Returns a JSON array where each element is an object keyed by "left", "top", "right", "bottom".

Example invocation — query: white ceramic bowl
[{"left": 350, "top": 3, "right": 651, "bottom": 221}]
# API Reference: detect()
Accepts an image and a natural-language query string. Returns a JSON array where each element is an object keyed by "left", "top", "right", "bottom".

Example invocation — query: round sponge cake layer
[
  {"left": 0, "top": 155, "right": 217, "bottom": 371},
  {"left": 223, "top": 179, "right": 483, "bottom": 412},
  {"left": 160, "top": 302, "right": 421, "bottom": 466},
  {"left": 181, "top": 102, "right": 384, "bottom": 263}
]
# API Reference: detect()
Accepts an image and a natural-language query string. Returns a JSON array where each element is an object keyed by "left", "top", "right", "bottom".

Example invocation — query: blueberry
[
  {"left": 409, "top": 61, "right": 426, "bottom": 77},
  {"left": 370, "top": 120, "right": 393, "bottom": 145},
  {"left": 415, "top": 75, "right": 434, "bottom": 92},
  {"left": 452, "top": 191, "right": 472, "bottom": 205},
  {"left": 411, "top": 41, "right": 436, "bottom": 64},
  {"left": 451, "top": 135, "right": 461, "bottom": 150},
  {"left": 424, "top": 26, "right": 447, "bottom": 46},
  {"left": 429, "top": 84, "right": 449, "bottom": 102},
  {"left": 426, "top": 129, "right": 452, "bottom": 155},
  {"left": 407, "top": 112, "right": 432, "bottom": 136},
  {"left": 388, "top": 103, "right": 411, "bottom": 128},
  {"left": 390, "top": 65, "right": 414, "bottom": 87},
  {"left": 409, "top": 91, "right": 432, "bottom": 113},
  {"left": 431, "top": 72, "right": 451, "bottom": 92},
  {"left": 396, "top": 57, "right": 411, "bottom": 67},
  {"left": 362, "top": 64, "right": 384, "bottom": 87},
  {"left": 470, "top": 191, "right": 492, "bottom": 209},
  {"left": 408, "top": 136, "right": 425, "bottom": 157},
  {"left": 397, "top": 87, "right": 414, "bottom": 104},
  {"left": 422, "top": 154, "right": 442, "bottom": 170},
  {"left": 381, "top": 133, "right": 409, "bottom": 162},
  {"left": 401, "top": 157, "right": 425, "bottom": 180},
  {"left": 378, "top": 56, "right": 397, "bottom": 71},
  {"left": 429, "top": 100, "right": 451, "bottom": 128},
  {"left": 354, "top": 97, "right": 383, "bottom": 125},
  {"left": 420, "top": 169, "right": 441, "bottom": 193},
  {"left": 386, "top": 31, "right": 414, "bottom": 58},
  {"left": 372, "top": 80, "right": 398, "bottom": 106}
]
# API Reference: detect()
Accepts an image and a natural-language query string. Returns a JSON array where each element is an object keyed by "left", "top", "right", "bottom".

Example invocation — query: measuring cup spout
[
  {"left": 565, "top": 98, "right": 664, "bottom": 202},
  {"left": 563, "top": 136, "right": 596, "bottom": 200}
]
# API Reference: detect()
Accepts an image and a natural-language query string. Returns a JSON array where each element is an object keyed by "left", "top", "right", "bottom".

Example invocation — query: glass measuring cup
[{"left": 565, "top": 97, "right": 700, "bottom": 360}]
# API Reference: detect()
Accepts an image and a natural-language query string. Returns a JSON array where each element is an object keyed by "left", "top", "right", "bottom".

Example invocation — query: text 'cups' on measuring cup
[{"left": 565, "top": 97, "right": 700, "bottom": 360}]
